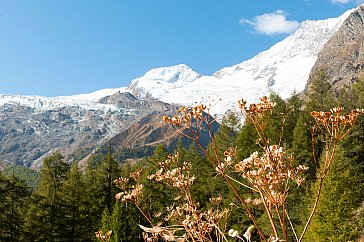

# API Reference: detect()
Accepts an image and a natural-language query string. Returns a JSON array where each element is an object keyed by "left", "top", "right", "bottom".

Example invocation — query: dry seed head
[
  {"left": 209, "top": 195, "right": 223, "bottom": 204},
  {"left": 228, "top": 229, "right": 239, "bottom": 238},
  {"left": 130, "top": 168, "right": 142, "bottom": 180},
  {"left": 114, "top": 177, "right": 129, "bottom": 190},
  {"left": 115, "top": 184, "right": 143, "bottom": 202},
  {"left": 239, "top": 96, "right": 276, "bottom": 115},
  {"left": 95, "top": 230, "right": 112, "bottom": 242},
  {"left": 311, "top": 107, "right": 364, "bottom": 127},
  {"left": 235, "top": 146, "right": 307, "bottom": 205},
  {"left": 163, "top": 104, "right": 207, "bottom": 128}
]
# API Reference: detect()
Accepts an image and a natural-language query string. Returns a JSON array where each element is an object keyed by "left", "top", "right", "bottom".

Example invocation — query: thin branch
[
  {"left": 212, "top": 223, "right": 229, "bottom": 242},
  {"left": 284, "top": 209, "right": 298, "bottom": 242},
  {"left": 260, "top": 193, "right": 279, "bottom": 239},
  {"left": 225, "top": 174, "right": 258, "bottom": 192},
  {"left": 274, "top": 205, "right": 286, "bottom": 241},
  {"left": 135, "top": 203, "right": 154, "bottom": 226}
]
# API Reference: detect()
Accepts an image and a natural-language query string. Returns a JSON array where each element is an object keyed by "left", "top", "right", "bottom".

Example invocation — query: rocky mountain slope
[
  {"left": 0, "top": 92, "right": 177, "bottom": 168},
  {"left": 307, "top": 5, "right": 364, "bottom": 90}
]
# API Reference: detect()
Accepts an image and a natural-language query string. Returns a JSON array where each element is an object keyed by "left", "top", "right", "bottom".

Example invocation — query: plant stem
[
  {"left": 284, "top": 209, "right": 298, "bottom": 242},
  {"left": 260, "top": 193, "right": 279, "bottom": 239}
]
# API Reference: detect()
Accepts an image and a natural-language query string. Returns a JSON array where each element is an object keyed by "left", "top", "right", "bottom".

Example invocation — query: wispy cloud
[
  {"left": 330, "top": 0, "right": 351, "bottom": 3},
  {"left": 240, "top": 10, "right": 300, "bottom": 36},
  {"left": 330, "top": 0, "right": 364, "bottom": 4}
]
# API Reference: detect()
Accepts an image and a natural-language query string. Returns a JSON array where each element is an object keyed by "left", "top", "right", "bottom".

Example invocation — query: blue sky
[{"left": 0, "top": 0, "right": 362, "bottom": 97}]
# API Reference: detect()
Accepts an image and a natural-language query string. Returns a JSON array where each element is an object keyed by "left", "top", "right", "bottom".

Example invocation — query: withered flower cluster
[
  {"left": 142, "top": 153, "right": 229, "bottom": 242},
  {"left": 311, "top": 107, "right": 364, "bottom": 125},
  {"left": 140, "top": 205, "right": 225, "bottom": 242},
  {"left": 235, "top": 145, "right": 308, "bottom": 205},
  {"left": 95, "top": 230, "right": 112, "bottom": 242},
  {"left": 239, "top": 96, "right": 276, "bottom": 116},
  {"left": 162, "top": 104, "right": 207, "bottom": 127},
  {"left": 311, "top": 107, "right": 364, "bottom": 141},
  {"left": 147, "top": 153, "right": 196, "bottom": 189},
  {"left": 114, "top": 183, "right": 143, "bottom": 202},
  {"left": 182, "top": 210, "right": 216, "bottom": 240},
  {"left": 114, "top": 169, "right": 143, "bottom": 203},
  {"left": 228, "top": 225, "right": 255, "bottom": 242},
  {"left": 245, "top": 197, "right": 263, "bottom": 206},
  {"left": 215, "top": 147, "right": 236, "bottom": 174}
]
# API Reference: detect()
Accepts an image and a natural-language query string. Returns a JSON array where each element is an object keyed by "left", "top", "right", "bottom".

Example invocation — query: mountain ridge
[
  {"left": 1, "top": 6, "right": 359, "bottom": 116},
  {"left": 1, "top": 6, "right": 363, "bottom": 167},
  {"left": 307, "top": 4, "right": 364, "bottom": 91}
]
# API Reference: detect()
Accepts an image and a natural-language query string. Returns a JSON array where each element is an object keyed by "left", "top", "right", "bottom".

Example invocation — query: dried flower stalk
[{"left": 97, "top": 96, "right": 363, "bottom": 242}]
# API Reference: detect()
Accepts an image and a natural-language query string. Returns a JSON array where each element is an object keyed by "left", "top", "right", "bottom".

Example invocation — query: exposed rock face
[
  {"left": 107, "top": 112, "right": 178, "bottom": 150},
  {"left": 106, "top": 111, "right": 217, "bottom": 156},
  {"left": 0, "top": 92, "right": 177, "bottom": 169},
  {"left": 307, "top": 5, "right": 364, "bottom": 90}
]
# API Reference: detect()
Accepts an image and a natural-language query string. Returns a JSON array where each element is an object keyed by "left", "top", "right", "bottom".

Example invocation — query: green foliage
[
  {"left": 2, "top": 164, "right": 40, "bottom": 191},
  {"left": 37, "top": 152, "right": 70, "bottom": 197},
  {"left": 101, "top": 201, "right": 142, "bottom": 242},
  {"left": 98, "top": 148, "right": 121, "bottom": 211},
  {"left": 266, "top": 92, "right": 287, "bottom": 145},
  {"left": 83, "top": 148, "right": 123, "bottom": 237},
  {"left": 213, "top": 112, "right": 240, "bottom": 155},
  {"left": 139, "top": 145, "right": 175, "bottom": 224},
  {"left": 60, "top": 164, "right": 94, "bottom": 241},
  {"left": 353, "top": 77, "right": 364, "bottom": 107},
  {"left": 284, "top": 92, "right": 303, "bottom": 147},
  {"left": 236, "top": 118, "right": 258, "bottom": 160},
  {"left": 24, "top": 153, "right": 70, "bottom": 241},
  {"left": 305, "top": 71, "right": 336, "bottom": 112},
  {"left": 0, "top": 173, "right": 31, "bottom": 241},
  {"left": 307, "top": 146, "right": 364, "bottom": 241}
]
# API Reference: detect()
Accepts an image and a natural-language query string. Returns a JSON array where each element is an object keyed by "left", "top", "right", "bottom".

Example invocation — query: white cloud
[
  {"left": 240, "top": 10, "right": 300, "bottom": 36},
  {"left": 330, "top": 0, "right": 351, "bottom": 3}
]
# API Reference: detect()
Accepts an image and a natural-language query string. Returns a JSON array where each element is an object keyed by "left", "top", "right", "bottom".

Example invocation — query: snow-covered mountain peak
[
  {"left": 215, "top": 7, "right": 355, "bottom": 79},
  {"left": 139, "top": 64, "right": 200, "bottom": 83},
  {"left": 127, "top": 64, "right": 201, "bottom": 99},
  {"left": 125, "top": 7, "right": 357, "bottom": 115}
]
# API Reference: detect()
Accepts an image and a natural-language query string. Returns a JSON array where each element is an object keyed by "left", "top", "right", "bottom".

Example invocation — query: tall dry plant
[{"left": 98, "top": 97, "right": 363, "bottom": 242}]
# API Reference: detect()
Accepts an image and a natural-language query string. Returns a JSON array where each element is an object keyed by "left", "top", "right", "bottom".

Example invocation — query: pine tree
[
  {"left": 82, "top": 148, "right": 121, "bottom": 237},
  {"left": 139, "top": 145, "right": 174, "bottom": 226},
  {"left": 212, "top": 111, "right": 240, "bottom": 158},
  {"left": 60, "top": 164, "right": 93, "bottom": 241},
  {"left": 284, "top": 91, "right": 303, "bottom": 148},
  {"left": 37, "top": 152, "right": 70, "bottom": 198},
  {"left": 307, "top": 146, "right": 363, "bottom": 241},
  {"left": 83, "top": 154, "right": 104, "bottom": 233},
  {"left": 98, "top": 147, "right": 121, "bottom": 212},
  {"left": 266, "top": 92, "right": 287, "bottom": 145},
  {"left": 24, "top": 152, "right": 70, "bottom": 241},
  {"left": 236, "top": 118, "right": 258, "bottom": 160},
  {"left": 0, "top": 172, "right": 31, "bottom": 241},
  {"left": 305, "top": 71, "right": 336, "bottom": 112},
  {"left": 23, "top": 194, "right": 51, "bottom": 241},
  {"left": 0, "top": 172, "right": 8, "bottom": 239},
  {"left": 102, "top": 201, "right": 142, "bottom": 242}
]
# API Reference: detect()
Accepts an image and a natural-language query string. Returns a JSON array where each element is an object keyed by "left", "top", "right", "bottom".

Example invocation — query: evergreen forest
[{"left": 1, "top": 75, "right": 364, "bottom": 241}]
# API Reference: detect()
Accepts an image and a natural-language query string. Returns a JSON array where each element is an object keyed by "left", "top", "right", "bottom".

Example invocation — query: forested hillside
[{"left": 1, "top": 76, "right": 363, "bottom": 241}]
